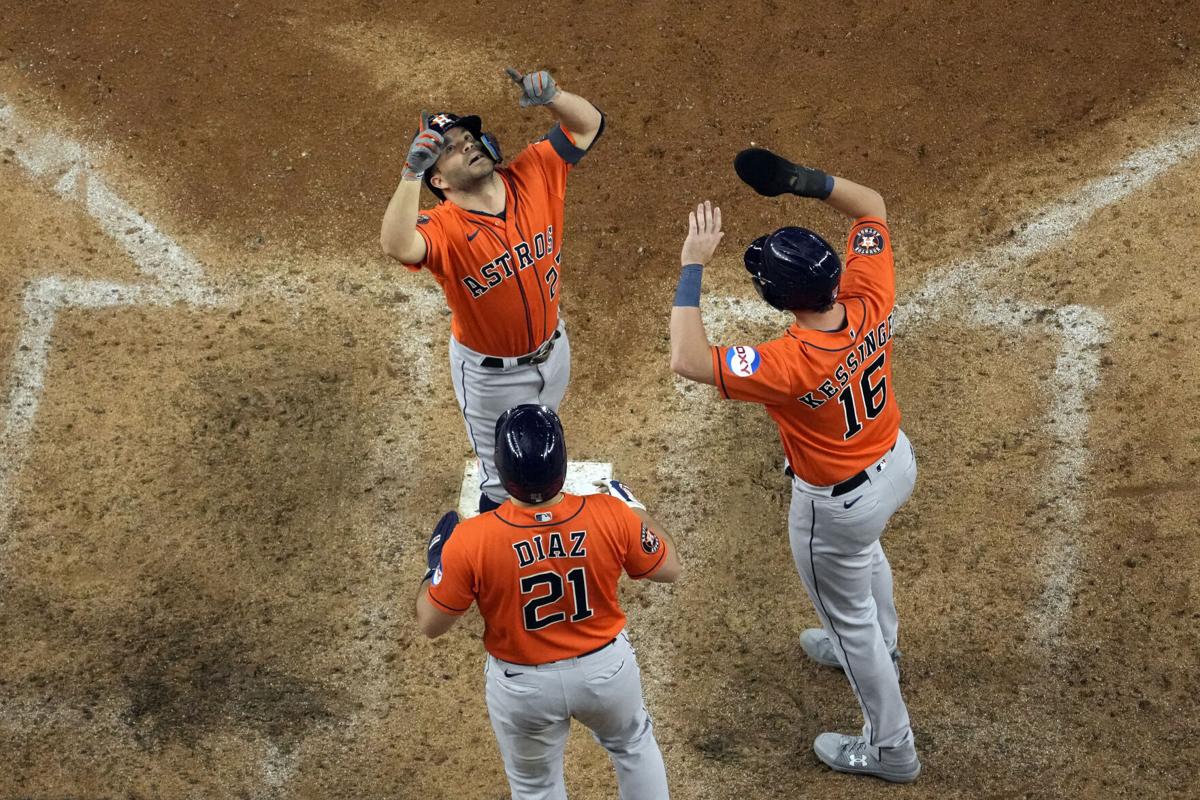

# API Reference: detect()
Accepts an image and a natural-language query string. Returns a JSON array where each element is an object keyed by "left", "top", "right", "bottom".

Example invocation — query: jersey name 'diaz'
[
  {"left": 462, "top": 223, "right": 558, "bottom": 300},
  {"left": 512, "top": 528, "right": 587, "bottom": 567}
]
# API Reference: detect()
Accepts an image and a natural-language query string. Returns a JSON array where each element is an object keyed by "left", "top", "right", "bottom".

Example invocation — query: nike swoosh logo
[
  {"left": 843, "top": 496, "right": 862, "bottom": 509},
  {"left": 467, "top": 230, "right": 480, "bottom": 242},
  {"left": 503, "top": 669, "right": 523, "bottom": 678}
]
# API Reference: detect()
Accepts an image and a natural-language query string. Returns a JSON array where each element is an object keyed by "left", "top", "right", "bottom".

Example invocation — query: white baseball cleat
[
  {"left": 799, "top": 628, "right": 900, "bottom": 679},
  {"left": 813, "top": 732, "right": 921, "bottom": 783}
]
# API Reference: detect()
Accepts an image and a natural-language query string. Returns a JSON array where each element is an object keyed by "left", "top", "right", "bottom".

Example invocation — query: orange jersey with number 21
[
  {"left": 427, "top": 493, "right": 668, "bottom": 665},
  {"left": 712, "top": 217, "right": 901, "bottom": 486}
]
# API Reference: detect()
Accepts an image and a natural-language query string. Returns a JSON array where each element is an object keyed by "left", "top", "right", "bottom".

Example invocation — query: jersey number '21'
[
  {"left": 838, "top": 353, "right": 888, "bottom": 439},
  {"left": 520, "top": 568, "right": 593, "bottom": 630}
]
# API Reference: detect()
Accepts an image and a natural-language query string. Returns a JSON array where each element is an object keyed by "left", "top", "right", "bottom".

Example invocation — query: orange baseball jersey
[
  {"left": 410, "top": 125, "right": 588, "bottom": 358},
  {"left": 426, "top": 493, "right": 668, "bottom": 665},
  {"left": 712, "top": 217, "right": 900, "bottom": 486}
]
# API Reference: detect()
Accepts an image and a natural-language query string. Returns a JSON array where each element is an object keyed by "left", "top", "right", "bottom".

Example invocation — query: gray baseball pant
[
  {"left": 449, "top": 322, "right": 570, "bottom": 504},
  {"left": 484, "top": 631, "right": 670, "bottom": 799},
  {"left": 788, "top": 429, "right": 918, "bottom": 761}
]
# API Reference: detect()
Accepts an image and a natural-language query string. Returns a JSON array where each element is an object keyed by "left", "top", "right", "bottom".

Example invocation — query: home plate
[{"left": 458, "top": 460, "right": 613, "bottom": 518}]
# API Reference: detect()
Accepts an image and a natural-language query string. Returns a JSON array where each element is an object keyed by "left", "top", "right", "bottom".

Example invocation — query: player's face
[{"left": 432, "top": 127, "right": 494, "bottom": 191}]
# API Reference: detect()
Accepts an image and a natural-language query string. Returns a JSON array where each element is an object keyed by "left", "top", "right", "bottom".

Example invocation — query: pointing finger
[
  {"left": 505, "top": 67, "right": 525, "bottom": 85},
  {"left": 420, "top": 110, "right": 429, "bottom": 130}
]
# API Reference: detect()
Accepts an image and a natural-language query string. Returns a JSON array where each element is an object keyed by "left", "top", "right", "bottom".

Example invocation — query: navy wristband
[
  {"left": 820, "top": 173, "right": 835, "bottom": 200},
  {"left": 674, "top": 264, "right": 704, "bottom": 307}
]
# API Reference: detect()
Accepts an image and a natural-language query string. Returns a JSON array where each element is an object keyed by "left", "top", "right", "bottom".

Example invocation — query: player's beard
[{"left": 451, "top": 159, "right": 497, "bottom": 195}]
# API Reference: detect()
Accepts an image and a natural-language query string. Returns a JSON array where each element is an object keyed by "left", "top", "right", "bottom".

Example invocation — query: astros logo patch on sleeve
[
  {"left": 726, "top": 346, "right": 760, "bottom": 377},
  {"left": 640, "top": 525, "right": 661, "bottom": 554},
  {"left": 853, "top": 227, "right": 884, "bottom": 255}
]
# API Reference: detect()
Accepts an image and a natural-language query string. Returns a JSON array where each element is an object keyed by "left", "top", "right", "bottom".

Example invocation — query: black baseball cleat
[{"left": 734, "top": 147, "right": 807, "bottom": 197}]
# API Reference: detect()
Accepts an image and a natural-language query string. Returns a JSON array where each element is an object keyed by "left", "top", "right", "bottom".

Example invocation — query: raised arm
[
  {"left": 506, "top": 68, "right": 604, "bottom": 151},
  {"left": 734, "top": 147, "right": 886, "bottom": 221},
  {"left": 380, "top": 118, "right": 443, "bottom": 264},
  {"left": 669, "top": 201, "right": 724, "bottom": 385},
  {"left": 823, "top": 175, "right": 886, "bottom": 222}
]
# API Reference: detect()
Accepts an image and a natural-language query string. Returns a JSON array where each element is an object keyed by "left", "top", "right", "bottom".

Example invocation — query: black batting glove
[{"left": 422, "top": 510, "right": 460, "bottom": 583}]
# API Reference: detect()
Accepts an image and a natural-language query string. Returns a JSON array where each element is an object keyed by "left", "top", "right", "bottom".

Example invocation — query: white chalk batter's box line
[{"left": 1, "top": 90, "right": 1198, "bottom": 650}]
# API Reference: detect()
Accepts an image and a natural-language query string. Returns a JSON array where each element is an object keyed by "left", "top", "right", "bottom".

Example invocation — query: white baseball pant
[
  {"left": 483, "top": 631, "right": 670, "bottom": 799},
  {"left": 788, "top": 428, "right": 919, "bottom": 762}
]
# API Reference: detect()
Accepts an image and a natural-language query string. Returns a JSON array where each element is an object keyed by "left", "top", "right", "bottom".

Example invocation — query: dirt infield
[{"left": 1, "top": 1, "right": 1198, "bottom": 798}]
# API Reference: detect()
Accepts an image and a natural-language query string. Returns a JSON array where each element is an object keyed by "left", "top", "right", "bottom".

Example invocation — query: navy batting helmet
[
  {"left": 744, "top": 227, "right": 842, "bottom": 311},
  {"left": 494, "top": 404, "right": 567, "bottom": 504},
  {"left": 422, "top": 112, "right": 503, "bottom": 201}
]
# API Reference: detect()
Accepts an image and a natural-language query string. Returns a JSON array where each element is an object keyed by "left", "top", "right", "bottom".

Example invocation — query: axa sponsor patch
[
  {"left": 726, "top": 346, "right": 761, "bottom": 377},
  {"left": 640, "top": 525, "right": 661, "bottom": 555},
  {"left": 853, "top": 226, "right": 884, "bottom": 255}
]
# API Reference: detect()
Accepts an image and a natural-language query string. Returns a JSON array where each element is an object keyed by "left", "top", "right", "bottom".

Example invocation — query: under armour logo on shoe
[{"left": 848, "top": 754, "right": 869, "bottom": 767}]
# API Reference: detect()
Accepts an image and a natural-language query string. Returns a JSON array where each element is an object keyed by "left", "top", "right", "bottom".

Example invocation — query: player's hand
[
  {"left": 680, "top": 200, "right": 724, "bottom": 266},
  {"left": 506, "top": 67, "right": 560, "bottom": 107},
  {"left": 593, "top": 479, "right": 647, "bottom": 511},
  {"left": 424, "top": 510, "right": 459, "bottom": 579},
  {"left": 403, "top": 113, "right": 444, "bottom": 180}
]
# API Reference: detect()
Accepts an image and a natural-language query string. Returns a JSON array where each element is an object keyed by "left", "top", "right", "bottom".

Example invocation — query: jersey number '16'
[
  {"left": 838, "top": 353, "right": 887, "bottom": 440},
  {"left": 520, "top": 568, "right": 593, "bottom": 631}
]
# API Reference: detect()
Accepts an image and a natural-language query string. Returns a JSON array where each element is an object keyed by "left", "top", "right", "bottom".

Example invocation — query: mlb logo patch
[
  {"left": 535, "top": 512, "right": 552, "bottom": 523},
  {"left": 726, "top": 346, "right": 760, "bottom": 377}
]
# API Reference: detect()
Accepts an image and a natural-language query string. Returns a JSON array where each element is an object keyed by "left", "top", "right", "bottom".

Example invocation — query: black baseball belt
[
  {"left": 480, "top": 329, "right": 562, "bottom": 369},
  {"left": 787, "top": 440, "right": 898, "bottom": 496},
  {"left": 505, "top": 637, "right": 617, "bottom": 668}
]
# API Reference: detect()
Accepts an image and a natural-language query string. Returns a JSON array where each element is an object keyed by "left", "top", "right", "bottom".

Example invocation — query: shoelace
[{"left": 844, "top": 738, "right": 871, "bottom": 758}]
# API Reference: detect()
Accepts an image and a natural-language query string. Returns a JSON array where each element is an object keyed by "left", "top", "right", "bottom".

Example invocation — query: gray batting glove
[
  {"left": 402, "top": 114, "right": 444, "bottom": 180},
  {"left": 506, "top": 68, "right": 560, "bottom": 107},
  {"left": 593, "top": 479, "right": 646, "bottom": 511}
]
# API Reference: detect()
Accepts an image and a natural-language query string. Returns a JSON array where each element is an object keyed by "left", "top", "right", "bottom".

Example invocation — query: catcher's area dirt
[{"left": 1, "top": 2, "right": 1198, "bottom": 798}]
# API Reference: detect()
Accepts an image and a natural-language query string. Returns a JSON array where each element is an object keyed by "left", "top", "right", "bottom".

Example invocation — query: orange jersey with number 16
[
  {"left": 712, "top": 217, "right": 901, "bottom": 486},
  {"left": 427, "top": 493, "right": 668, "bottom": 666}
]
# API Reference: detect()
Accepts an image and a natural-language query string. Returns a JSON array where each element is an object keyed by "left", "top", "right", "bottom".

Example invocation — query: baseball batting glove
[
  {"left": 422, "top": 510, "right": 459, "bottom": 583},
  {"left": 402, "top": 113, "right": 445, "bottom": 181},
  {"left": 593, "top": 479, "right": 647, "bottom": 511},
  {"left": 506, "top": 67, "right": 560, "bottom": 107},
  {"left": 734, "top": 147, "right": 833, "bottom": 199}
]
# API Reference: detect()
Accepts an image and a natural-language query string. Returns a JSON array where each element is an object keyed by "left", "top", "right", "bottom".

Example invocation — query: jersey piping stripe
[
  {"left": 793, "top": 298, "right": 870, "bottom": 353},
  {"left": 495, "top": 496, "right": 588, "bottom": 528},
  {"left": 713, "top": 347, "right": 731, "bottom": 398},
  {"left": 478, "top": 221, "right": 537, "bottom": 352},
  {"left": 627, "top": 542, "right": 667, "bottom": 579},
  {"left": 507, "top": 175, "right": 551, "bottom": 344},
  {"left": 459, "top": 359, "right": 491, "bottom": 488},
  {"left": 427, "top": 587, "right": 471, "bottom": 614},
  {"left": 808, "top": 498, "right": 877, "bottom": 738}
]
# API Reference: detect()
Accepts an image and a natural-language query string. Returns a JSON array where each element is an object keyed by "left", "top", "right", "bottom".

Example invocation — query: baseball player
[
  {"left": 666, "top": 149, "right": 920, "bottom": 782},
  {"left": 380, "top": 68, "right": 604, "bottom": 513},
  {"left": 414, "top": 404, "right": 679, "bottom": 799}
]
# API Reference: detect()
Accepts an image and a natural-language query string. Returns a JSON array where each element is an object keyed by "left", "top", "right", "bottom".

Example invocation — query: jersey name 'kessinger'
[{"left": 712, "top": 218, "right": 902, "bottom": 486}]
